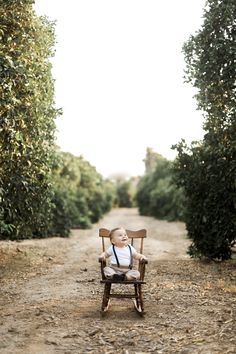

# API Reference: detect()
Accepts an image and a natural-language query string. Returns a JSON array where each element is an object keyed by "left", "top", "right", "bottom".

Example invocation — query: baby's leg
[
  {"left": 103, "top": 266, "right": 117, "bottom": 279},
  {"left": 125, "top": 269, "right": 140, "bottom": 280}
]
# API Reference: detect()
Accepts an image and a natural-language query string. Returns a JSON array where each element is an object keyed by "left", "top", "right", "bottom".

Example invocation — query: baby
[{"left": 99, "top": 227, "right": 147, "bottom": 281}]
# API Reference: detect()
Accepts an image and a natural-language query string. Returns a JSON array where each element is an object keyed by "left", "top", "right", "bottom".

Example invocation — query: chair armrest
[
  {"left": 138, "top": 259, "right": 148, "bottom": 280},
  {"left": 140, "top": 258, "right": 148, "bottom": 264},
  {"left": 98, "top": 257, "right": 107, "bottom": 280}
]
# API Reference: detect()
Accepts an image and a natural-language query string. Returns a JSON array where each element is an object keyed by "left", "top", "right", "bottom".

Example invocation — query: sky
[{"left": 34, "top": 0, "right": 206, "bottom": 178}]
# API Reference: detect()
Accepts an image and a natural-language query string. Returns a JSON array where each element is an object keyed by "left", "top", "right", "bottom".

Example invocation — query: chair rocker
[{"left": 98, "top": 228, "right": 148, "bottom": 316}]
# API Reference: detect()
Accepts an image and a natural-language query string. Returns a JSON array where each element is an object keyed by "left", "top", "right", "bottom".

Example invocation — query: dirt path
[{"left": 0, "top": 208, "right": 235, "bottom": 354}]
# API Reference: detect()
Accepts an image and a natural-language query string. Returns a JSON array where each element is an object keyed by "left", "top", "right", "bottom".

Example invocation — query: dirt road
[{"left": 0, "top": 208, "right": 235, "bottom": 353}]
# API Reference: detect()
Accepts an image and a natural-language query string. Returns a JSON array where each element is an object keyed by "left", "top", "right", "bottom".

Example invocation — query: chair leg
[
  {"left": 133, "top": 284, "right": 144, "bottom": 316},
  {"left": 134, "top": 284, "right": 140, "bottom": 308},
  {"left": 138, "top": 284, "right": 144, "bottom": 312},
  {"left": 101, "top": 283, "right": 111, "bottom": 314}
]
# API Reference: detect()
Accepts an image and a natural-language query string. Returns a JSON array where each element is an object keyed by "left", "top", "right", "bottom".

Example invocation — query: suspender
[
  {"left": 128, "top": 244, "right": 133, "bottom": 269},
  {"left": 112, "top": 244, "right": 133, "bottom": 269}
]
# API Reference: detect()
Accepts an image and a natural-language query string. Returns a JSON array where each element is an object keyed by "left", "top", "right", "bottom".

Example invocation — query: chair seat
[{"left": 100, "top": 279, "right": 146, "bottom": 284}]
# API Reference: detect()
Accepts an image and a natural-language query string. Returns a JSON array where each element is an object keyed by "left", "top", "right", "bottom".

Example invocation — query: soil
[{"left": 0, "top": 208, "right": 235, "bottom": 354}]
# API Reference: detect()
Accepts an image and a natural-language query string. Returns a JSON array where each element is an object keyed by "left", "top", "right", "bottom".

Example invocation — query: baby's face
[{"left": 111, "top": 228, "right": 129, "bottom": 247}]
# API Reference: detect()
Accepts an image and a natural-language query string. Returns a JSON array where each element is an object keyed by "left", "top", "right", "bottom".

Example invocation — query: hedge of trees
[
  {"left": 0, "top": 0, "right": 59, "bottom": 239},
  {"left": 172, "top": 0, "right": 236, "bottom": 260},
  {"left": 0, "top": 1, "right": 116, "bottom": 240},
  {"left": 136, "top": 148, "right": 185, "bottom": 221},
  {"left": 50, "top": 150, "right": 116, "bottom": 237}
]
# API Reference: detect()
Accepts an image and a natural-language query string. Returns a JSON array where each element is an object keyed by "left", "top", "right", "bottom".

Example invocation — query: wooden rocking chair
[{"left": 98, "top": 228, "right": 148, "bottom": 316}]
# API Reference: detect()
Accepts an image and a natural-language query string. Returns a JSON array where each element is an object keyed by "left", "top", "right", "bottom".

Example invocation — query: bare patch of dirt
[{"left": 0, "top": 208, "right": 235, "bottom": 353}]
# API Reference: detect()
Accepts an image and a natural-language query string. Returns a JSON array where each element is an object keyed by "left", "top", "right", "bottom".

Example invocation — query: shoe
[
  {"left": 112, "top": 274, "right": 125, "bottom": 281},
  {"left": 120, "top": 274, "right": 126, "bottom": 281}
]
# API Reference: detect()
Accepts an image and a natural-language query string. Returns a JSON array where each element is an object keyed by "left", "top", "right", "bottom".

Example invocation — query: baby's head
[{"left": 109, "top": 227, "right": 129, "bottom": 247}]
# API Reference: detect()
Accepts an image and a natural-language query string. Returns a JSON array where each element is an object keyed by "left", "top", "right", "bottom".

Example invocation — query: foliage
[
  {"left": 149, "top": 177, "right": 185, "bottom": 221},
  {"left": 0, "top": 1, "right": 116, "bottom": 240},
  {"left": 143, "top": 147, "right": 164, "bottom": 174},
  {"left": 116, "top": 177, "right": 138, "bottom": 208},
  {"left": 173, "top": 0, "right": 236, "bottom": 260},
  {"left": 136, "top": 150, "right": 185, "bottom": 220},
  {"left": 49, "top": 151, "right": 116, "bottom": 236},
  {"left": 0, "top": 1, "right": 60, "bottom": 239}
]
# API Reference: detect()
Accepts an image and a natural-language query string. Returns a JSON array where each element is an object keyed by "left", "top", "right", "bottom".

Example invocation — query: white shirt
[{"left": 106, "top": 244, "right": 137, "bottom": 267}]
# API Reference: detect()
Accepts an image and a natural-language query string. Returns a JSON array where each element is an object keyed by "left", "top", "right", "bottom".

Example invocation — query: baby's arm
[
  {"left": 99, "top": 252, "right": 106, "bottom": 260},
  {"left": 99, "top": 251, "right": 107, "bottom": 260},
  {"left": 133, "top": 250, "right": 148, "bottom": 262},
  {"left": 99, "top": 247, "right": 112, "bottom": 261}
]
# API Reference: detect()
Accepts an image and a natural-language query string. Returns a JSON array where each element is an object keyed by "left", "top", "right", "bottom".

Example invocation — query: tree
[
  {"left": 136, "top": 150, "right": 185, "bottom": 220},
  {"left": 143, "top": 147, "right": 163, "bottom": 174},
  {"left": 0, "top": 0, "right": 60, "bottom": 238},
  {"left": 173, "top": 0, "right": 236, "bottom": 259}
]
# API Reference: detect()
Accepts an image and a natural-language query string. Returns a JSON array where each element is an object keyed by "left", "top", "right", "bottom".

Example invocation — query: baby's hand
[
  {"left": 98, "top": 252, "right": 106, "bottom": 262},
  {"left": 140, "top": 255, "right": 148, "bottom": 263}
]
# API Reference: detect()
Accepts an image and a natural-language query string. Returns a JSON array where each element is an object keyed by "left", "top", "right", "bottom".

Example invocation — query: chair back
[{"left": 99, "top": 228, "right": 147, "bottom": 254}]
